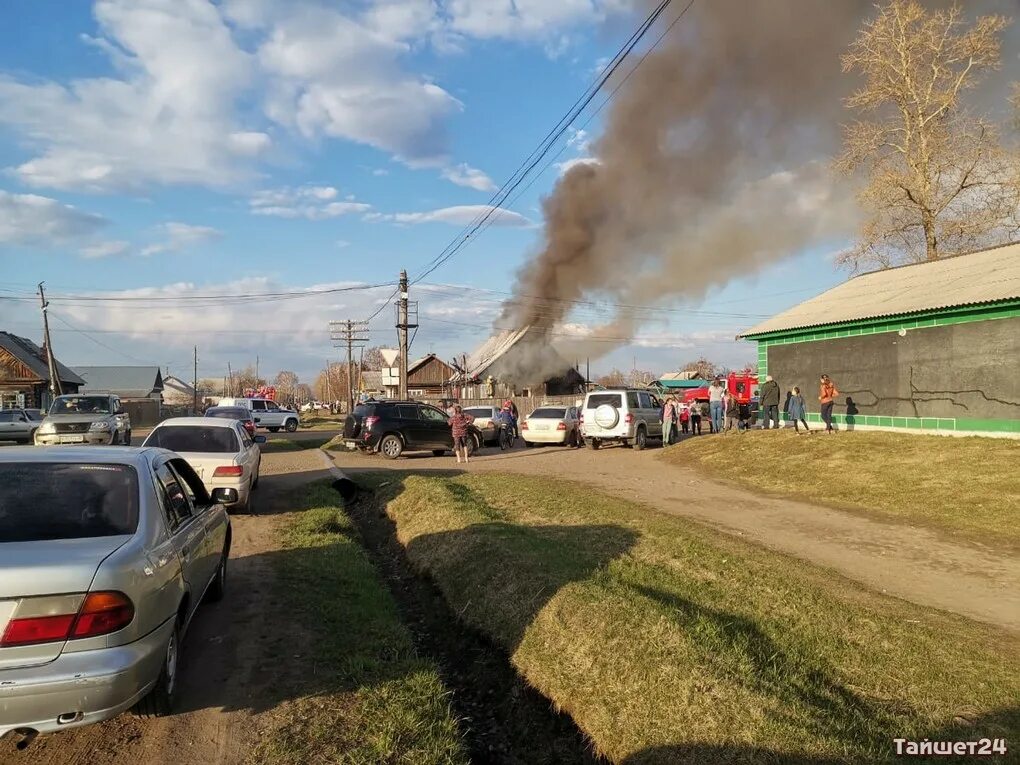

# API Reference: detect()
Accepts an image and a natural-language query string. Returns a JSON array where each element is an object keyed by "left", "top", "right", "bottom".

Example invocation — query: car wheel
[
  {"left": 380, "top": 434, "right": 403, "bottom": 459},
  {"left": 133, "top": 620, "right": 180, "bottom": 718},
  {"left": 205, "top": 549, "right": 227, "bottom": 603},
  {"left": 268, "top": 427, "right": 280, "bottom": 433},
  {"left": 285, "top": 418, "right": 299, "bottom": 432},
  {"left": 633, "top": 427, "right": 647, "bottom": 451},
  {"left": 432, "top": 449, "right": 447, "bottom": 457},
  {"left": 588, "top": 438, "right": 601, "bottom": 450},
  {"left": 123, "top": 430, "right": 131, "bottom": 446}
]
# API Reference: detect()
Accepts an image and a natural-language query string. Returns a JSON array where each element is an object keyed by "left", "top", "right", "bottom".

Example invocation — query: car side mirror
[
  {"left": 254, "top": 435, "right": 267, "bottom": 444},
  {"left": 211, "top": 487, "right": 239, "bottom": 504}
]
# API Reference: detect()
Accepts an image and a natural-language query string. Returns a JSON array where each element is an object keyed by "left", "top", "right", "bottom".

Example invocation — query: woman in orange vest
[{"left": 819, "top": 374, "right": 840, "bottom": 433}]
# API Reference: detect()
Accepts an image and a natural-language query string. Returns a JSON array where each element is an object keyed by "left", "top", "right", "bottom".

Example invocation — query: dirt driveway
[
  {"left": 0, "top": 448, "right": 330, "bottom": 765},
  {"left": 330, "top": 442, "right": 1020, "bottom": 633}
]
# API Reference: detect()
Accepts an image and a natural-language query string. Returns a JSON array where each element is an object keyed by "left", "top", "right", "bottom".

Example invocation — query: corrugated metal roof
[
  {"left": 0, "top": 332, "right": 85, "bottom": 385},
  {"left": 452, "top": 327, "right": 531, "bottom": 380},
  {"left": 741, "top": 242, "right": 1020, "bottom": 338},
  {"left": 74, "top": 366, "right": 164, "bottom": 398}
]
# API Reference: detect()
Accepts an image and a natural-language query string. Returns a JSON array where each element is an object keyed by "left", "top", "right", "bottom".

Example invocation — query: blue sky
[{"left": 0, "top": 0, "right": 850, "bottom": 383}]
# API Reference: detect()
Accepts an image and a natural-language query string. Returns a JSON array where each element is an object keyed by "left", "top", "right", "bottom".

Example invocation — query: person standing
[
  {"left": 699, "top": 399, "right": 711, "bottom": 433},
  {"left": 759, "top": 375, "right": 780, "bottom": 430},
  {"left": 725, "top": 392, "right": 740, "bottom": 432},
  {"left": 449, "top": 404, "right": 475, "bottom": 463},
  {"left": 690, "top": 400, "right": 702, "bottom": 435},
  {"left": 708, "top": 378, "right": 726, "bottom": 434},
  {"left": 789, "top": 386, "right": 811, "bottom": 433},
  {"left": 661, "top": 395, "right": 676, "bottom": 446},
  {"left": 679, "top": 401, "right": 690, "bottom": 435},
  {"left": 819, "top": 374, "right": 840, "bottom": 433}
]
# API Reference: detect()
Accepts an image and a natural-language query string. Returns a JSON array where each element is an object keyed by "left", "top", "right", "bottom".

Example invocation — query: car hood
[{"left": 43, "top": 413, "right": 113, "bottom": 425}]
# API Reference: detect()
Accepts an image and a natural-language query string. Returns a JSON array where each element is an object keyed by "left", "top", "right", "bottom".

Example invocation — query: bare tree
[
  {"left": 595, "top": 369, "right": 626, "bottom": 388},
  {"left": 680, "top": 358, "right": 718, "bottom": 379},
  {"left": 361, "top": 347, "right": 386, "bottom": 371},
  {"left": 228, "top": 365, "right": 264, "bottom": 396},
  {"left": 838, "top": 0, "right": 1019, "bottom": 269},
  {"left": 273, "top": 370, "right": 299, "bottom": 402},
  {"left": 627, "top": 369, "right": 656, "bottom": 388}
]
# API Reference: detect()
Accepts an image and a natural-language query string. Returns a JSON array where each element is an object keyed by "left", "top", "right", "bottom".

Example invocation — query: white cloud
[
  {"left": 249, "top": 185, "right": 371, "bottom": 219},
  {"left": 372, "top": 168, "right": 390, "bottom": 176},
  {"left": 0, "top": 0, "right": 268, "bottom": 192},
  {"left": 81, "top": 240, "right": 131, "bottom": 259},
  {"left": 368, "top": 204, "right": 532, "bottom": 227},
  {"left": 555, "top": 156, "right": 601, "bottom": 176},
  {"left": 445, "top": 0, "right": 627, "bottom": 41},
  {"left": 441, "top": 163, "right": 497, "bottom": 192},
  {"left": 141, "top": 221, "right": 222, "bottom": 256},
  {"left": 0, "top": 190, "right": 106, "bottom": 245}
]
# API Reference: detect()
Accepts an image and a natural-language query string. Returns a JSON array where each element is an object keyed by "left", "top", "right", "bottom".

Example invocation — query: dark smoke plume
[{"left": 503, "top": 0, "right": 873, "bottom": 370}]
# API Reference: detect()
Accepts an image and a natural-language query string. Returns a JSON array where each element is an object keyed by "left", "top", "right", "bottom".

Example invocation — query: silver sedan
[{"left": 0, "top": 446, "right": 232, "bottom": 748}]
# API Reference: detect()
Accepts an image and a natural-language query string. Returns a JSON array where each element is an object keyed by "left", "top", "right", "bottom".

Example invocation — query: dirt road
[
  {"left": 330, "top": 442, "right": 1020, "bottom": 633},
  {"left": 0, "top": 448, "right": 330, "bottom": 765}
]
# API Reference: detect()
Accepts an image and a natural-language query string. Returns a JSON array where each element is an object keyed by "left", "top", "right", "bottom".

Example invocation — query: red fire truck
[{"left": 682, "top": 373, "right": 759, "bottom": 405}]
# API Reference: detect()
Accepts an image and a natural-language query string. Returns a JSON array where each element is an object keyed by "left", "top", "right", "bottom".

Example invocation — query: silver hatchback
[{"left": 0, "top": 447, "right": 231, "bottom": 748}]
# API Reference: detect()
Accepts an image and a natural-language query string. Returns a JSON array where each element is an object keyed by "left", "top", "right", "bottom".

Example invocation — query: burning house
[{"left": 450, "top": 327, "right": 585, "bottom": 399}]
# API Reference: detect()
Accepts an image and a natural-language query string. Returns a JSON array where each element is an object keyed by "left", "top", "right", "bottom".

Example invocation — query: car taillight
[
  {"left": 364, "top": 416, "right": 379, "bottom": 431},
  {"left": 213, "top": 465, "right": 243, "bottom": 477},
  {"left": 625, "top": 413, "right": 634, "bottom": 424},
  {"left": 557, "top": 422, "right": 567, "bottom": 430},
  {"left": 1, "top": 591, "right": 134, "bottom": 647}
]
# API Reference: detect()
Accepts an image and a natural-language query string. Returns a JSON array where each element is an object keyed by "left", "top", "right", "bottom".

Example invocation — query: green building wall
[{"left": 747, "top": 300, "right": 1020, "bottom": 435}]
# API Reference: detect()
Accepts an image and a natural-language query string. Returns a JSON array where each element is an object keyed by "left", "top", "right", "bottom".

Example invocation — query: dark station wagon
[{"left": 343, "top": 401, "right": 482, "bottom": 459}]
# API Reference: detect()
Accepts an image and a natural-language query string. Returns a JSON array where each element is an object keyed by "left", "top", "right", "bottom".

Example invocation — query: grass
[
  {"left": 367, "top": 472, "right": 1020, "bottom": 765},
  {"left": 261, "top": 436, "right": 332, "bottom": 453},
  {"left": 300, "top": 414, "right": 346, "bottom": 430},
  {"left": 662, "top": 430, "right": 1020, "bottom": 547},
  {"left": 250, "top": 482, "right": 467, "bottom": 765}
]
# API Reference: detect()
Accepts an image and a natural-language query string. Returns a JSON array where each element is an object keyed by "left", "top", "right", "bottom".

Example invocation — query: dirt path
[
  {"left": 329, "top": 443, "right": 1020, "bottom": 633},
  {"left": 1, "top": 449, "right": 330, "bottom": 765}
]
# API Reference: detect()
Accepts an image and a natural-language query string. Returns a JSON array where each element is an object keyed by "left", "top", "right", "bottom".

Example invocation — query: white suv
[
  {"left": 218, "top": 398, "right": 299, "bottom": 432},
  {"left": 580, "top": 389, "right": 663, "bottom": 450}
]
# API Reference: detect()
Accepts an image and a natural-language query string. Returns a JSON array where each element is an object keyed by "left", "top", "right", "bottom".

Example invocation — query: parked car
[
  {"left": 141, "top": 418, "right": 263, "bottom": 514},
  {"left": 0, "top": 409, "right": 41, "bottom": 444},
  {"left": 204, "top": 406, "right": 257, "bottom": 437},
  {"left": 0, "top": 446, "right": 232, "bottom": 746},
  {"left": 521, "top": 406, "right": 581, "bottom": 447},
  {"left": 580, "top": 389, "right": 664, "bottom": 450},
  {"left": 34, "top": 394, "right": 131, "bottom": 446},
  {"left": 23, "top": 409, "right": 43, "bottom": 421},
  {"left": 343, "top": 400, "right": 482, "bottom": 459},
  {"left": 462, "top": 405, "right": 501, "bottom": 445},
  {"left": 217, "top": 398, "right": 299, "bottom": 433}
]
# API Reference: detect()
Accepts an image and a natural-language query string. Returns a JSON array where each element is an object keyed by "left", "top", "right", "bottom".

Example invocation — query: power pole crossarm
[{"left": 329, "top": 318, "right": 370, "bottom": 414}]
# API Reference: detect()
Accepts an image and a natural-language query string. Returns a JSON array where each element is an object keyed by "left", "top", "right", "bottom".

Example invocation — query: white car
[
  {"left": 580, "top": 389, "right": 664, "bottom": 450},
  {"left": 141, "top": 418, "right": 263, "bottom": 513},
  {"left": 218, "top": 398, "right": 300, "bottom": 433},
  {"left": 521, "top": 406, "right": 582, "bottom": 447}
]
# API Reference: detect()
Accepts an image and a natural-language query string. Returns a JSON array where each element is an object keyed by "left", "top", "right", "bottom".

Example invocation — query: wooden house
[{"left": 0, "top": 332, "right": 84, "bottom": 410}]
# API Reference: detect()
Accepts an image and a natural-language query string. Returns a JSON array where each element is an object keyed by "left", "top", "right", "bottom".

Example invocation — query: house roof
[
  {"left": 74, "top": 366, "right": 164, "bottom": 398},
  {"left": 408, "top": 354, "right": 439, "bottom": 375},
  {"left": 741, "top": 242, "right": 1020, "bottom": 338},
  {"left": 162, "top": 375, "right": 196, "bottom": 396},
  {"left": 453, "top": 327, "right": 532, "bottom": 380},
  {"left": 0, "top": 332, "right": 85, "bottom": 385},
  {"left": 360, "top": 370, "right": 384, "bottom": 391}
]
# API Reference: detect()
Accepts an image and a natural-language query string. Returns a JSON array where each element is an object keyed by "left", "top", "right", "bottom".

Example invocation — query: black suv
[{"left": 343, "top": 401, "right": 482, "bottom": 459}]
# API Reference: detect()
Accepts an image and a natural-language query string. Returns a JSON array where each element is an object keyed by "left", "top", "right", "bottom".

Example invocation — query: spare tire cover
[{"left": 594, "top": 403, "right": 620, "bottom": 428}]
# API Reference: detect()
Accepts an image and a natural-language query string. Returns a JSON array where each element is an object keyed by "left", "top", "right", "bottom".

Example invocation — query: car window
[
  {"left": 531, "top": 408, "right": 566, "bottom": 419},
  {"left": 0, "top": 462, "right": 140, "bottom": 542},
  {"left": 155, "top": 462, "right": 193, "bottom": 528},
  {"left": 638, "top": 392, "right": 652, "bottom": 409},
  {"left": 353, "top": 404, "right": 375, "bottom": 417},
  {"left": 463, "top": 408, "right": 490, "bottom": 418},
  {"left": 237, "top": 424, "right": 254, "bottom": 448},
  {"left": 206, "top": 407, "right": 245, "bottom": 419},
  {"left": 0, "top": 412, "right": 13, "bottom": 423},
  {"left": 265, "top": 402, "right": 280, "bottom": 412},
  {"left": 419, "top": 406, "right": 448, "bottom": 422},
  {"left": 397, "top": 405, "right": 419, "bottom": 420},
  {"left": 50, "top": 395, "right": 113, "bottom": 415},
  {"left": 143, "top": 425, "right": 240, "bottom": 453},
  {"left": 627, "top": 392, "right": 641, "bottom": 409},
  {"left": 251, "top": 400, "right": 266, "bottom": 411},
  {"left": 169, "top": 458, "right": 210, "bottom": 505},
  {"left": 587, "top": 394, "right": 623, "bottom": 409}
]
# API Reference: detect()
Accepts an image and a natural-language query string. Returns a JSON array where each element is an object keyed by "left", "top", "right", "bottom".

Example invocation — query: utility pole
[
  {"left": 37, "top": 282, "right": 62, "bottom": 401},
  {"left": 193, "top": 346, "right": 198, "bottom": 414},
  {"left": 227, "top": 362, "right": 233, "bottom": 396},
  {"left": 395, "top": 270, "right": 417, "bottom": 399},
  {"left": 255, "top": 355, "right": 259, "bottom": 384},
  {"left": 329, "top": 319, "right": 369, "bottom": 414}
]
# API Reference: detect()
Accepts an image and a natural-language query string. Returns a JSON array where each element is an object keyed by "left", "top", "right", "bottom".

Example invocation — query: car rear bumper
[
  {"left": 0, "top": 618, "right": 174, "bottom": 738},
  {"left": 581, "top": 426, "right": 635, "bottom": 441},
  {"left": 523, "top": 430, "right": 570, "bottom": 443},
  {"left": 34, "top": 432, "right": 115, "bottom": 446},
  {"left": 204, "top": 476, "right": 250, "bottom": 508}
]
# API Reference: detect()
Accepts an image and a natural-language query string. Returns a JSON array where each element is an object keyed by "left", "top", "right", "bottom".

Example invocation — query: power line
[
  {"left": 410, "top": 0, "right": 687, "bottom": 285},
  {"left": 47, "top": 311, "right": 156, "bottom": 365},
  {"left": 12, "top": 282, "right": 397, "bottom": 306}
]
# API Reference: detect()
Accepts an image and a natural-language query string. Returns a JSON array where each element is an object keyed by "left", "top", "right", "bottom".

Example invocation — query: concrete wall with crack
[{"left": 764, "top": 316, "right": 1020, "bottom": 431}]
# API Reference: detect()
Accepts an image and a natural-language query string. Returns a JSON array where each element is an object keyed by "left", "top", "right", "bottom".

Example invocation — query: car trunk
[
  {"left": 177, "top": 452, "right": 241, "bottom": 483},
  {"left": 0, "top": 536, "right": 130, "bottom": 669}
]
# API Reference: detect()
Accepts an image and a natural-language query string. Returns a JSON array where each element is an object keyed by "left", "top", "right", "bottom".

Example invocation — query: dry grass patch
[
  {"left": 250, "top": 482, "right": 466, "bottom": 765},
  {"left": 663, "top": 430, "right": 1019, "bottom": 547},
  {"left": 367, "top": 472, "right": 1020, "bottom": 765}
]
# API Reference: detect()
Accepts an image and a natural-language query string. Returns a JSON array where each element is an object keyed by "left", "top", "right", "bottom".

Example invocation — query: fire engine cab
[{"left": 682, "top": 372, "right": 759, "bottom": 405}]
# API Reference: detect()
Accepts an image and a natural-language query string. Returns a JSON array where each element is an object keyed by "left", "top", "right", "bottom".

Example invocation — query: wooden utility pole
[
  {"left": 396, "top": 270, "right": 417, "bottom": 399},
  {"left": 329, "top": 319, "right": 369, "bottom": 415},
  {"left": 37, "top": 282, "right": 62, "bottom": 401},
  {"left": 192, "top": 346, "right": 198, "bottom": 413},
  {"left": 227, "top": 362, "right": 233, "bottom": 396},
  {"left": 255, "top": 355, "right": 259, "bottom": 384}
]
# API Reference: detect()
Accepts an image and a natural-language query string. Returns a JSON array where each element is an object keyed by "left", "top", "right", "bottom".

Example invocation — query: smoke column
[{"left": 503, "top": 0, "right": 874, "bottom": 364}]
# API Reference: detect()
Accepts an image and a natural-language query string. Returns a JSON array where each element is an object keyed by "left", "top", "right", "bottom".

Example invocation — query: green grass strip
[
  {"left": 250, "top": 481, "right": 467, "bottom": 765},
  {"left": 372, "top": 472, "right": 1020, "bottom": 764}
]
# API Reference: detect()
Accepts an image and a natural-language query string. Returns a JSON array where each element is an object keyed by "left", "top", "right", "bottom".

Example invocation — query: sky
[{"left": 0, "top": 0, "right": 854, "bottom": 385}]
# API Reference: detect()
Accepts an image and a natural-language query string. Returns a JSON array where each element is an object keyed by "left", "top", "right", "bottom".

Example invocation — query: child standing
[{"left": 789, "top": 387, "right": 810, "bottom": 433}]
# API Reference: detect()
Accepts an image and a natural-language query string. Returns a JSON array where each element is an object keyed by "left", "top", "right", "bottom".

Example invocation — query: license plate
[
  {"left": 59, "top": 435, "right": 85, "bottom": 443},
  {"left": 535, "top": 424, "right": 550, "bottom": 431},
  {"left": 345, "top": 441, "right": 356, "bottom": 449}
]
